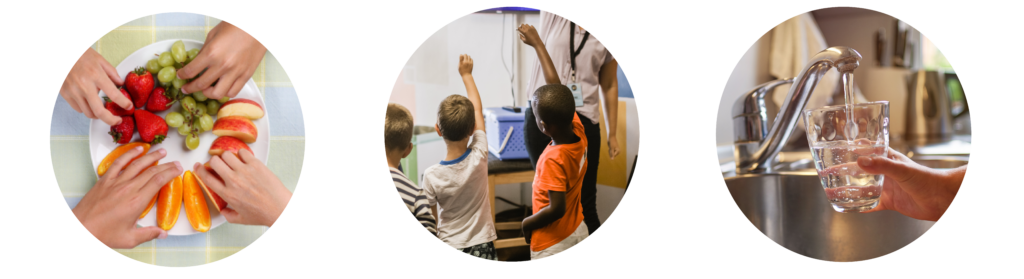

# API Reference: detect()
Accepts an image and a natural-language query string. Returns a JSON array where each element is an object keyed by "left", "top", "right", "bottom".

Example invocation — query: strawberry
[
  {"left": 125, "top": 67, "right": 154, "bottom": 109},
  {"left": 104, "top": 88, "right": 135, "bottom": 116},
  {"left": 134, "top": 110, "right": 168, "bottom": 144},
  {"left": 146, "top": 86, "right": 176, "bottom": 112},
  {"left": 108, "top": 116, "right": 135, "bottom": 144}
]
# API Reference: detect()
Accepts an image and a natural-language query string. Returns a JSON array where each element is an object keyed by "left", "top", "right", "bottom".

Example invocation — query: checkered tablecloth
[{"left": 50, "top": 12, "right": 305, "bottom": 267}]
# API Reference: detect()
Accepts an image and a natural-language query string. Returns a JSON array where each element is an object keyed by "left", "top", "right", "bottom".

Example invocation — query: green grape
[
  {"left": 206, "top": 100, "right": 221, "bottom": 115},
  {"left": 146, "top": 59, "right": 161, "bottom": 74},
  {"left": 171, "top": 41, "right": 187, "bottom": 63},
  {"left": 199, "top": 114, "right": 214, "bottom": 131},
  {"left": 177, "top": 122, "right": 191, "bottom": 136},
  {"left": 157, "top": 67, "right": 176, "bottom": 83},
  {"left": 158, "top": 51, "right": 174, "bottom": 67},
  {"left": 181, "top": 96, "right": 197, "bottom": 113},
  {"left": 218, "top": 96, "right": 230, "bottom": 103},
  {"left": 165, "top": 112, "right": 185, "bottom": 128},
  {"left": 193, "top": 91, "right": 208, "bottom": 102},
  {"left": 185, "top": 133, "right": 200, "bottom": 150},
  {"left": 192, "top": 117, "right": 202, "bottom": 132},
  {"left": 196, "top": 104, "right": 208, "bottom": 116},
  {"left": 172, "top": 77, "right": 185, "bottom": 89},
  {"left": 187, "top": 49, "right": 200, "bottom": 60}
]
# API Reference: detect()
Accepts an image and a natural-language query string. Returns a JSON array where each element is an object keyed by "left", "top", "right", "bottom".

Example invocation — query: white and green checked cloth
[{"left": 50, "top": 13, "right": 304, "bottom": 267}]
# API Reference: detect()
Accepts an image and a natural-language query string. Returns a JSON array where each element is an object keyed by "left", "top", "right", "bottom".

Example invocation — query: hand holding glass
[{"left": 804, "top": 101, "right": 889, "bottom": 213}]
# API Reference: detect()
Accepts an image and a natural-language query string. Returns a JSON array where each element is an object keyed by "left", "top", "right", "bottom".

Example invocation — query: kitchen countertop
[{"left": 50, "top": 13, "right": 304, "bottom": 267}]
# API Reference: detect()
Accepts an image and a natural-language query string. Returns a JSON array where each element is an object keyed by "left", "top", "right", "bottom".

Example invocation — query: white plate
[{"left": 88, "top": 39, "right": 271, "bottom": 235}]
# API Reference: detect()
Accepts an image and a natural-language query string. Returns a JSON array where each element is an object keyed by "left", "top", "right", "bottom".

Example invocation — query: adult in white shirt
[{"left": 519, "top": 11, "right": 620, "bottom": 235}]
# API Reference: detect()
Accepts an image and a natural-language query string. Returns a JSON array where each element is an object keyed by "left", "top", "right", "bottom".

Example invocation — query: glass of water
[{"left": 803, "top": 101, "right": 890, "bottom": 213}]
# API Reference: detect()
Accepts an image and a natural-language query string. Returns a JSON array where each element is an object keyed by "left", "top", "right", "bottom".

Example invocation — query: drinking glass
[{"left": 803, "top": 101, "right": 889, "bottom": 213}]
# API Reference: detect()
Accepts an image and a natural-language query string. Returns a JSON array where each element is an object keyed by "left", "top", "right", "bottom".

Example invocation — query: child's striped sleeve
[{"left": 391, "top": 170, "right": 436, "bottom": 237}]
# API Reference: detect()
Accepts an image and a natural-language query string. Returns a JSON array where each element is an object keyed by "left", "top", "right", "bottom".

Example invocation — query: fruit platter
[{"left": 88, "top": 39, "right": 270, "bottom": 235}]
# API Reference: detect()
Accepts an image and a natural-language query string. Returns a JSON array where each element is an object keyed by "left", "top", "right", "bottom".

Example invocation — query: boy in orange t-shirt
[{"left": 521, "top": 84, "right": 589, "bottom": 259}]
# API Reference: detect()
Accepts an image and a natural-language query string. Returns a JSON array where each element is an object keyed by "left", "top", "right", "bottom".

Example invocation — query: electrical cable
[{"left": 500, "top": 14, "right": 516, "bottom": 107}]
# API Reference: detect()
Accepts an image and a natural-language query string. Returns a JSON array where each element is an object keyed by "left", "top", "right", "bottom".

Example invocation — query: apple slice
[
  {"left": 193, "top": 170, "right": 228, "bottom": 213},
  {"left": 212, "top": 116, "right": 258, "bottom": 143},
  {"left": 218, "top": 98, "right": 264, "bottom": 120},
  {"left": 209, "top": 136, "right": 253, "bottom": 156}
]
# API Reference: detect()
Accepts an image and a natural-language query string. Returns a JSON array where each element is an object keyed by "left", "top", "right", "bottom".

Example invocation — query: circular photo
[
  {"left": 716, "top": 7, "right": 969, "bottom": 261},
  {"left": 52, "top": 12, "right": 303, "bottom": 266},
  {"left": 386, "top": 7, "right": 639, "bottom": 261}
]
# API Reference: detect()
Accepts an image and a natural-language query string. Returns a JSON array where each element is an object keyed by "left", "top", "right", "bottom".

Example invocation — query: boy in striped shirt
[{"left": 386, "top": 103, "right": 437, "bottom": 236}]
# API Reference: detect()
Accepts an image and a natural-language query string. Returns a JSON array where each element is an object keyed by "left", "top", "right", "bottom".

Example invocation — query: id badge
[{"left": 568, "top": 83, "right": 584, "bottom": 107}]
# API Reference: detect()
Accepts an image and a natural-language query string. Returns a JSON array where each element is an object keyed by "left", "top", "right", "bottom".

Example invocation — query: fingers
[
  {"left": 206, "top": 71, "right": 238, "bottom": 99},
  {"left": 102, "top": 145, "right": 145, "bottom": 181},
  {"left": 100, "top": 80, "right": 131, "bottom": 110},
  {"left": 179, "top": 61, "right": 219, "bottom": 95},
  {"left": 857, "top": 156, "right": 923, "bottom": 186},
  {"left": 237, "top": 148, "right": 258, "bottom": 165},
  {"left": 85, "top": 91, "right": 121, "bottom": 125},
  {"left": 220, "top": 207, "right": 241, "bottom": 224},
  {"left": 209, "top": 155, "right": 236, "bottom": 179},
  {"left": 140, "top": 162, "right": 182, "bottom": 196},
  {"left": 225, "top": 78, "right": 246, "bottom": 99},
  {"left": 75, "top": 87, "right": 95, "bottom": 119},
  {"left": 99, "top": 59, "right": 124, "bottom": 86},
  {"left": 129, "top": 226, "right": 167, "bottom": 247},
  {"left": 119, "top": 149, "right": 167, "bottom": 182},
  {"left": 194, "top": 162, "right": 228, "bottom": 194},
  {"left": 221, "top": 151, "right": 246, "bottom": 170}
]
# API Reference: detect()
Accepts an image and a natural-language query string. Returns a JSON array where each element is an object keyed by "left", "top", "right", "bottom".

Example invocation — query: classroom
[{"left": 385, "top": 7, "right": 634, "bottom": 264}]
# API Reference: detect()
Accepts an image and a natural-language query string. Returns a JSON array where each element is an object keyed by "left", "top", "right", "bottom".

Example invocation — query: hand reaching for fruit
[
  {"left": 194, "top": 149, "right": 291, "bottom": 227},
  {"left": 178, "top": 21, "right": 266, "bottom": 100},
  {"left": 73, "top": 146, "right": 183, "bottom": 248},
  {"left": 61, "top": 48, "right": 131, "bottom": 126}
]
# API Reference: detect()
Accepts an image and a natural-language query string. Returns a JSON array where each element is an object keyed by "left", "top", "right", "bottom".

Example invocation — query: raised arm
[
  {"left": 519, "top": 24, "right": 560, "bottom": 85},
  {"left": 599, "top": 59, "right": 620, "bottom": 159},
  {"left": 458, "top": 54, "right": 486, "bottom": 131}
]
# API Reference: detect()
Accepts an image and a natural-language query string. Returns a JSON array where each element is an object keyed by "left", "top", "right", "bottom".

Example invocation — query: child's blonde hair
[
  {"left": 436, "top": 94, "right": 475, "bottom": 141},
  {"left": 385, "top": 103, "right": 414, "bottom": 152}
]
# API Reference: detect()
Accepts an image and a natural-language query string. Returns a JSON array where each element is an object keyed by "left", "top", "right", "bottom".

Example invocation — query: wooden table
[{"left": 487, "top": 157, "right": 534, "bottom": 249}]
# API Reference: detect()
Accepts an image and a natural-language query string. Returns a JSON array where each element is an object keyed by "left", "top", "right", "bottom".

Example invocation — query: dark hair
[
  {"left": 532, "top": 84, "right": 576, "bottom": 130},
  {"left": 437, "top": 94, "right": 475, "bottom": 141},
  {"left": 385, "top": 103, "right": 414, "bottom": 152}
]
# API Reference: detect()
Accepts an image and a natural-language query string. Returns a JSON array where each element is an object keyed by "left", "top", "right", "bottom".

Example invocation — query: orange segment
[
  {"left": 183, "top": 171, "right": 211, "bottom": 232},
  {"left": 157, "top": 175, "right": 183, "bottom": 231},
  {"left": 97, "top": 142, "right": 150, "bottom": 176}
]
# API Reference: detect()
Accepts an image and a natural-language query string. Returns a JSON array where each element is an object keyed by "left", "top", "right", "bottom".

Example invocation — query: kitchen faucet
[{"left": 732, "top": 46, "right": 862, "bottom": 174}]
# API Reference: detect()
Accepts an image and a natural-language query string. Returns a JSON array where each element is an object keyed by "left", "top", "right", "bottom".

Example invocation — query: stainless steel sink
[{"left": 724, "top": 153, "right": 967, "bottom": 261}]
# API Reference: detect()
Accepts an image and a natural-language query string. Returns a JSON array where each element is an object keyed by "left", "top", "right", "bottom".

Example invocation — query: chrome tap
[{"left": 733, "top": 46, "right": 862, "bottom": 174}]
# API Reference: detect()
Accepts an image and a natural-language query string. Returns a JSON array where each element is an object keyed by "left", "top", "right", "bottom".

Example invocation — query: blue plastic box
[{"left": 484, "top": 107, "right": 528, "bottom": 160}]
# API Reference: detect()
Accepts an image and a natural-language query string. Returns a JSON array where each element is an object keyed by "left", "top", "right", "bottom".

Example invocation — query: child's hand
[
  {"left": 61, "top": 48, "right": 131, "bottom": 126},
  {"left": 458, "top": 54, "right": 473, "bottom": 77},
  {"left": 517, "top": 24, "right": 543, "bottom": 48},
  {"left": 73, "top": 147, "right": 182, "bottom": 248},
  {"left": 178, "top": 21, "right": 267, "bottom": 100},
  {"left": 523, "top": 227, "right": 532, "bottom": 244},
  {"left": 194, "top": 149, "right": 292, "bottom": 227}
]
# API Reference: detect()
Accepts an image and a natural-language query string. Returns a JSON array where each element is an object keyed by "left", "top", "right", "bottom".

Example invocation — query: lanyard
[{"left": 569, "top": 22, "right": 590, "bottom": 83}]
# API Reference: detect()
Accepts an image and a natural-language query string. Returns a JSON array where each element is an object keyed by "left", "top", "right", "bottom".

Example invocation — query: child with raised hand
[
  {"left": 420, "top": 54, "right": 497, "bottom": 260},
  {"left": 386, "top": 103, "right": 437, "bottom": 235},
  {"left": 521, "top": 84, "right": 589, "bottom": 260}
]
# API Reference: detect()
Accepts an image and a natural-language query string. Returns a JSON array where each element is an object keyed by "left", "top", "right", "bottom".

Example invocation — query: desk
[{"left": 486, "top": 157, "right": 533, "bottom": 249}]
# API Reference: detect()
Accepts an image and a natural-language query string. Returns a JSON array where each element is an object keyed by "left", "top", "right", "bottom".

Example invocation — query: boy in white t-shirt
[{"left": 420, "top": 54, "right": 497, "bottom": 260}]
